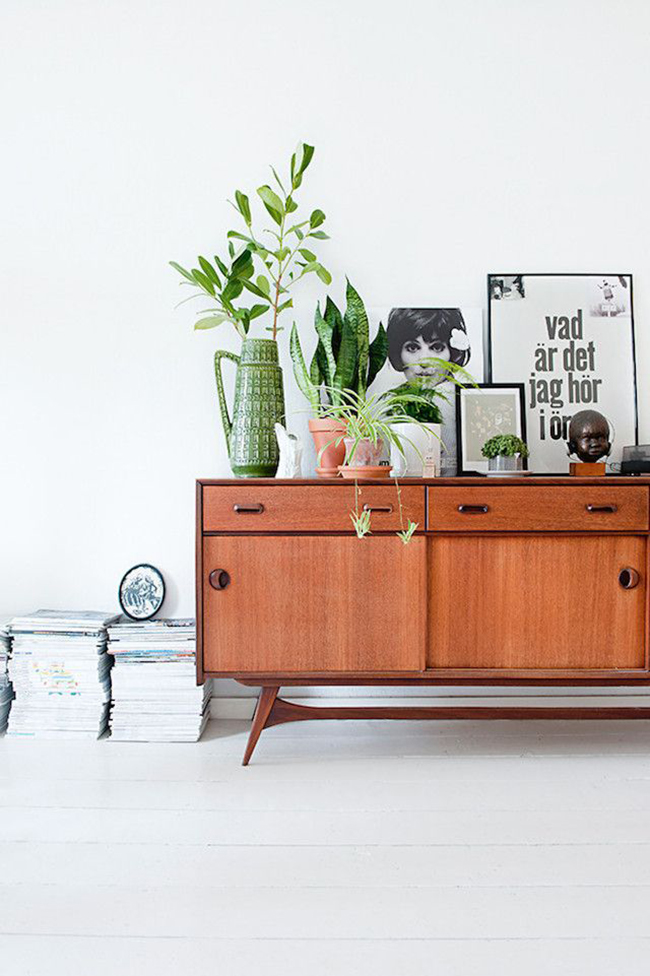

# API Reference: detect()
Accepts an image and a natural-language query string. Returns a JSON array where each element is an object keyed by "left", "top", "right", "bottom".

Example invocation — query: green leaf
[
  {"left": 333, "top": 309, "right": 358, "bottom": 398},
  {"left": 248, "top": 303, "right": 270, "bottom": 320},
  {"left": 256, "top": 274, "right": 271, "bottom": 297},
  {"left": 309, "top": 230, "right": 330, "bottom": 239},
  {"left": 277, "top": 299, "right": 293, "bottom": 314},
  {"left": 221, "top": 279, "right": 243, "bottom": 302},
  {"left": 298, "top": 248, "right": 316, "bottom": 262},
  {"left": 309, "top": 209, "right": 326, "bottom": 228},
  {"left": 257, "top": 184, "right": 284, "bottom": 225},
  {"left": 324, "top": 296, "right": 344, "bottom": 361},
  {"left": 316, "top": 264, "right": 332, "bottom": 285},
  {"left": 294, "top": 228, "right": 304, "bottom": 240},
  {"left": 231, "top": 249, "right": 254, "bottom": 279},
  {"left": 228, "top": 241, "right": 235, "bottom": 258},
  {"left": 198, "top": 256, "right": 221, "bottom": 288},
  {"left": 314, "top": 304, "right": 336, "bottom": 388},
  {"left": 292, "top": 143, "right": 315, "bottom": 188},
  {"left": 345, "top": 280, "right": 369, "bottom": 396},
  {"left": 214, "top": 255, "right": 229, "bottom": 277},
  {"left": 270, "top": 165, "right": 286, "bottom": 194},
  {"left": 191, "top": 269, "right": 215, "bottom": 296},
  {"left": 285, "top": 196, "right": 298, "bottom": 213},
  {"left": 273, "top": 246, "right": 290, "bottom": 262},
  {"left": 240, "top": 279, "right": 270, "bottom": 300},
  {"left": 298, "top": 143, "right": 315, "bottom": 174},
  {"left": 367, "top": 321, "right": 388, "bottom": 389},
  {"left": 290, "top": 322, "right": 320, "bottom": 413},
  {"left": 226, "top": 231, "right": 252, "bottom": 242},
  {"left": 234, "top": 190, "right": 251, "bottom": 224},
  {"left": 194, "top": 314, "right": 228, "bottom": 330},
  {"left": 169, "top": 261, "right": 195, "bottom": 283}
]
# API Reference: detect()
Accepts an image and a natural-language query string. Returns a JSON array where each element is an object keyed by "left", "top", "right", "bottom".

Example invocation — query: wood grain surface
[
  {"left": 202, "top": 535, "right": 426, "bottom": 673},
  {"left": 202, "top": 484, "right": 425, "bottom": 533},
  {"left": 429, "top": 534, "right": 647, "bottom": 670},
  {"left": 427, "top": 486, "right": 649, "bottom": 532}
]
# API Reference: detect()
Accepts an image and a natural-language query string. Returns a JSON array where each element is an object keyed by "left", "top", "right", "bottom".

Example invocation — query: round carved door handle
[
  {"left": 209, "top": 569, "right": 231, "bottom": 590},
  {"left": 618, "top": 568, "right": 640, "bottom": 590}
]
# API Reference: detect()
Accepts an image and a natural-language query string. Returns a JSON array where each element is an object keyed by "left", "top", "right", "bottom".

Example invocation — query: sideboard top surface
[{"left": 198, "top": 476, "right": 650, "bottom": 487}]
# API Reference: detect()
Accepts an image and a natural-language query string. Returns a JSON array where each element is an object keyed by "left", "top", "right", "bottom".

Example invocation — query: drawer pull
[
  {"left": 458, "top": 504, "right": 489, "bottom": 514},
  {"left": 619, "top": 567, "right": 640, "bottom": 590},
  {"left": 586, "top": 504, "right": 618, "bottom": 514},
  {"left": 363, "top": 504, "right": 393, "bottom": 514},
  {"left": 209, "top": 569, "right": 231, "bottom": 590},
  {"left": 233, "top": 503, "right": 265, "bottom": 514}
]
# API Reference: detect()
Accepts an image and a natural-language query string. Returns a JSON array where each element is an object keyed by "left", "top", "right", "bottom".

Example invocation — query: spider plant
[
  {"left": 320, "top": 387, "right": 441, "bottom": 467},
  {"left": 319, "top": 387, "right": 438, "bottom": 541}
]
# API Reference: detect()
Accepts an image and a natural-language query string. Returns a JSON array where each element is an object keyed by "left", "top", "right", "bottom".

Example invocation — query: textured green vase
[{"left": 214, "top": 338, "right": 285, "bottom": 477}]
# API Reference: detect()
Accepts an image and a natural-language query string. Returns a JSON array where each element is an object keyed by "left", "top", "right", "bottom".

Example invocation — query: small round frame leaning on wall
[{"left": 118, "top": 563, "right": 165, "bottom": 620}]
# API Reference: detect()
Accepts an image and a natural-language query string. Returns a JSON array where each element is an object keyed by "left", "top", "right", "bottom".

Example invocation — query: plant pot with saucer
[{"left": 290, "top": 282, "right": 389, "bottom": 477}]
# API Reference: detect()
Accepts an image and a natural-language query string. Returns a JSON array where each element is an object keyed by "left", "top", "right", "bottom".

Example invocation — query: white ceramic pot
[{"left": 390, "top": 423, "right": 441, "bottom": 477}]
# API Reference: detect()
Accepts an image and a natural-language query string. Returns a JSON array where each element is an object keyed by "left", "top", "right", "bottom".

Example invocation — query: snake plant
[{"left": 290, "top": 281, "right": 387, "bottom": 414}]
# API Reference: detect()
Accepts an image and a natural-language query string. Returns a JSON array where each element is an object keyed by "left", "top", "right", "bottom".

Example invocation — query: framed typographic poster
[{"left": 488, "top": 274, "right": 638, "bottom": 472}]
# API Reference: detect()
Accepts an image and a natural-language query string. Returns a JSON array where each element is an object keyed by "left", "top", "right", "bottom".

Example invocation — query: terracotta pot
[
  {"left": 309, "top": 418, "right": 347, "bottom": 477},
  {"left": 338, "top": 437, "right": 392, "bottom": 479}
]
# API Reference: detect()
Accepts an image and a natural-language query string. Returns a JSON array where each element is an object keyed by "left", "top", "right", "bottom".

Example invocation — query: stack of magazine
[
  {"left": 7, "top": 610, "right": 119, "bottom": 739},
  {"left": 108, "top": 618, "right": 211, "bottom": 741},
  {"left": 0, "top": 622, "right": 12, "bottom": 733}
]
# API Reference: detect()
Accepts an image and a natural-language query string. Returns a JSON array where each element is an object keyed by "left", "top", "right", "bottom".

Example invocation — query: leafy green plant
[
  {"left": 318, "top": 387, "right": 436, "bottom": 543},
  {"left": 321, "top": 387, "right": 435, "bottom": 466},
  {"left": 290, "top": 281, "right": 387, "bottom": 415},
  {"left": 481, "top": 434, "right": 529, "bottom": 459},
  {"left": 387, "top": 361, "right": 477, "bottom": 424},
  {"left": 170, "top": 142, "right": 330, "bottom": 341}
]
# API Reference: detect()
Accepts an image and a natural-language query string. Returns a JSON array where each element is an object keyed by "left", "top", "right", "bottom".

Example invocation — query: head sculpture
[{"left": 567, "top": 409, "right": 612, "bottom": 463}]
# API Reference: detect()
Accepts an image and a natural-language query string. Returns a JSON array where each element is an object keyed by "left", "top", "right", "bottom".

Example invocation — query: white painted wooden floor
[{"left": 2, "top": 717, "right": 650, "bottom": 975}]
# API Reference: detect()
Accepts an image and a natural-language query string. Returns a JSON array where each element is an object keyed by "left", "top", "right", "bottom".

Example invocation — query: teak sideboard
[{"left": 196, "top": 477, "right": 650, "bottom": 763}]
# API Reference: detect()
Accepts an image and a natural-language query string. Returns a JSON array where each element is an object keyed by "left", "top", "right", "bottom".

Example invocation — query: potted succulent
[
  {"left": 170, "top": 142, "right": 331, "bottom": 477},
  {"left": 482, "top": 434, "right": 530, "bottom": 474},
  {"left": 290, "top": 281, "right": 387, "bottom": 475}
]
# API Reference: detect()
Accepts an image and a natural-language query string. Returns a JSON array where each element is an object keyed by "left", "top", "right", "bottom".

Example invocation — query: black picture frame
[
  {"left": 118, "top": 563, "right": 166, "bottom": 621},
  {"left": 456, "top": 382, "right": 527, "bottom": 476},
  {"left": 486, "top": 273, "right": 638, "bottom": 473}
]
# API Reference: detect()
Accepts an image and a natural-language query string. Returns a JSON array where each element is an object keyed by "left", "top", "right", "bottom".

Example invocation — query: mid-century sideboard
[{"left": 196, "top": 477, "right": 650, "bottom": 763}]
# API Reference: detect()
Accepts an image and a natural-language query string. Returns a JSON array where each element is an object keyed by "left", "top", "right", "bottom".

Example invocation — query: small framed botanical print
[{"left": 456, "top": 383, "right": 527, "bottom": 475}]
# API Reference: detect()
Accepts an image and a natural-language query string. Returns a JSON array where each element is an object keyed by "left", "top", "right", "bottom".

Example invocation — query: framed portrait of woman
[{"left": 370, "top": 307, "right": 485, "bottom": 475}]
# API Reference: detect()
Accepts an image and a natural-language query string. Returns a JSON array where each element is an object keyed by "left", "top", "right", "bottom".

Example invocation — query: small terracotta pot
[
  {"left": 338, "top": 437, "right": 392, "bottom": 479},
  {"left": 309, "top": 418, "right": 347, "bottom": 477}
]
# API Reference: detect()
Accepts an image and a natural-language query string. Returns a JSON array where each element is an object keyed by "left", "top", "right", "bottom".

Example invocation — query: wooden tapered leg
[{"left": 242, "top": 686, "right": 279, "bottom": 766}]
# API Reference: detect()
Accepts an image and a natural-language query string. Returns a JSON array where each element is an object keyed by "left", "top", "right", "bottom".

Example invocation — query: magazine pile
[
  {"left": 108, "top": 618, "right": 211, "bottom": 741},
  {"left": 0, "top": 622, "right": 13, "bottom": 733},
  {"left": 6, "top": 610, "right": 119, "bottom": 739}
]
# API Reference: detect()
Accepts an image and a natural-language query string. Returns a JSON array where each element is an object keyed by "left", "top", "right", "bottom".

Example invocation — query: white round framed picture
[{"left": 118, "top": 564, "right": 165, "bottom": 620}]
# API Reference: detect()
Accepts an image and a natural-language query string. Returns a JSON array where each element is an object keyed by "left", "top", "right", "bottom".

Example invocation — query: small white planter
[{"left": 390, "top": 423, "right": 441, "bottom": 477}]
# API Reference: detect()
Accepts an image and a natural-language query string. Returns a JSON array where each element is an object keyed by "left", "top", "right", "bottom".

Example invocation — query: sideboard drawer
[
  {"left": 203, "top": 484, "right": 426, "bottom": 532},
  {"left": 428, "top": 486, "right": 649, "bottom": 532}
]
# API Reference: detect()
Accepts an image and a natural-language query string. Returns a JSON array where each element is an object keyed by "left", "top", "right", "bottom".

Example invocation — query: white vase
[{"left": 390, "top": 423, "right": 441, "bottom": 477}]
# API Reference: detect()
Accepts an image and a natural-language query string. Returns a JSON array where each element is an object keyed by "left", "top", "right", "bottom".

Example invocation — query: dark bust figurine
[{"left": 567, "top": 409, "right": 611, "bottom": 463}]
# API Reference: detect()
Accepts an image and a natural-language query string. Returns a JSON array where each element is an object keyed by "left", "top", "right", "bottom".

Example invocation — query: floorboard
[{"left": 1, "top": 718, "right": 649, "bottom": 974}]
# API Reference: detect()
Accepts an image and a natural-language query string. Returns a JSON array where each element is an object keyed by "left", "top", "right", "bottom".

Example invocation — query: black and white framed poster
[
  {"left": 488, "top": 274, "right": 637, "bottom": 473},
  {"left": 456, "top": 383, "right": 527, "bottom": 475},
  {"left": 371, "top": 307, "right": 485, "bottom": 475}
]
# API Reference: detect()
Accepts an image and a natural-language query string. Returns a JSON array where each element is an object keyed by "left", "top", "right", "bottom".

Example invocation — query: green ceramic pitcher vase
[{"left": 214, "top": 338, "right": 285, "bottom": 477}]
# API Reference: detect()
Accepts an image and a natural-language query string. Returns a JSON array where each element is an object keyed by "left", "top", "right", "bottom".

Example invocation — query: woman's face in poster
[{"left": 400, "top": 334, "right": 451, "bottom": 382}]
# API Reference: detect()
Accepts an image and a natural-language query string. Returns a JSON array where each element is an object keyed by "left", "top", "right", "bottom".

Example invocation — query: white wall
[{"left": 2, "top": 1, "right": 649, "bottom": 689}]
